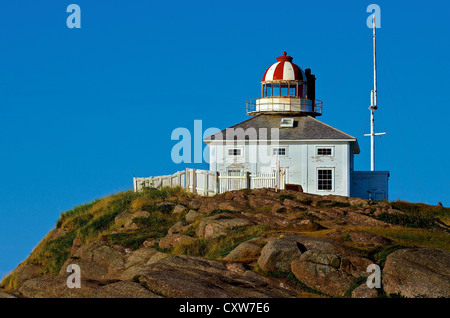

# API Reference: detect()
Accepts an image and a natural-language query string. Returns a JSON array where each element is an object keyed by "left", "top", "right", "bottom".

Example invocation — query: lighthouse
[
  {"left": 204, "top": 52, "right": 389, "bottom": 199},
  {"left": 247, "top": 51, "right": 322, "bottom": 117}
]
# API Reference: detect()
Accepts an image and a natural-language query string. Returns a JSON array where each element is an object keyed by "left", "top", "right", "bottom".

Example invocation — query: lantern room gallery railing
[{"left": 246, "top": 98, "right": 323, "bottom": 115}]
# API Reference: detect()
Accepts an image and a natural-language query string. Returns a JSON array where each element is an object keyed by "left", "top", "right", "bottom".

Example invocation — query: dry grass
[{"left": 349, "top": 226, "right": 450, "bottom": 251}]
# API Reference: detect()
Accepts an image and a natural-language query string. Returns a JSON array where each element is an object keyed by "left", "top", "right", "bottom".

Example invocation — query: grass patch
[
  {"left": 376, "top": 212, "right": 438, "bottom": 229},
  {"left": 391, "top": 200, "right": 449, "bottom": 217},
  {"left": 279, "top": 194, "right": 295, "bottom": 201},
  {"left": 173, "top": 224, "right": 270, "bottom": 259},
  {"left": 21, "top": 187, "right": 188, "bottom": 276},
  {"left": 106, "top": 232, "right": 149, "bottom": 250},
  {"left": 0, "top": 272, "right": 18, "bottom": 291},
  {"left": 36, "top": 231, "right": 77, "bottom": 274},
  {"left": 350, "top": 226, "right": 450, "bottom": 252},
  {"left": 373, "top": 245, "right": 407, "bottom": 268}
]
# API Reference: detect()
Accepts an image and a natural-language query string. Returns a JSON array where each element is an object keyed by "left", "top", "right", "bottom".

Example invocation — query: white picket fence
[{"left": 133, "top": 169, "right": 285, "bottom": 196}]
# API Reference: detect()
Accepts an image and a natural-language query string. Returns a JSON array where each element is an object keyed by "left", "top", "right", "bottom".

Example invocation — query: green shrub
[
  {"left": 56, "top": 200, "right": 98, "bottom": 228},
  {"left": 279, "top": 194, "right": 295, "bottom": 201},
  {"left": 39, "top": 231, "right": 77, "bottom": 274},
  {"left": 376, "top": 212, "right": 437, "bottom": 229},
  {"left": 107, "top": 232, "right": 149, "bottom": 250},
  {"left": 391, "top": 201, "right": 449, "bottom": 218},
  {"left": 373, "top": 245, "right": 407, "bottom": 268}
]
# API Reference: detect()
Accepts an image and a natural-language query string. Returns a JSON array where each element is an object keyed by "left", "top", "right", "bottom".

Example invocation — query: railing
[
  {"left": 134, "top": 170, "right": 286, "bottom": 195},
  {"left": 246, "top": 98, "right": 323, "bottom": 115}
]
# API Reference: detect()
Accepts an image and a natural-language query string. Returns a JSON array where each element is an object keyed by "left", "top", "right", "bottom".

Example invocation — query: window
[
  {"left": 289, "top": 86, "right": 296, "bottom": 97},
  {"left": 272, "top": 148, "right": 286, "bottom": 156},
  {"left": 280, "top": 83, "right": 289, "bottom": 96},
  {"left": 272, "top": 83, "right": 280, "bottom": 96},
  {"left": 280, "top": 118, "right": 294, "bottom": 127},
  {"left": 317, "top": 148, "right": 332, "bottom": 156},
  {"left": 265, "top": 84, "right": 272, "bottom": 97},
  {"left": 228, "top": 148, "right": 242, "bottom": 156},
  {"left": 318, "top": 169, "right": 333, "bottom": 191}
]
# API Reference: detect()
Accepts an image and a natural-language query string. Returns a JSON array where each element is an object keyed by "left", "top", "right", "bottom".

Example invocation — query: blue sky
[{"left": 0, "top": 0, "right": 449, "bottom": 278}]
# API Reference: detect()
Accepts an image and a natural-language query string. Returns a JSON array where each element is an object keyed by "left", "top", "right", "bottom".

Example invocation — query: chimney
[{"left": 305, "top": 68, "right": 316, "bottom": 101}]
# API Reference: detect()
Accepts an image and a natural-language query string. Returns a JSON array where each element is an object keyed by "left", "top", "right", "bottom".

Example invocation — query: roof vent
[{"left": 280, "top": 118, "right": 294, "bottom": 128}]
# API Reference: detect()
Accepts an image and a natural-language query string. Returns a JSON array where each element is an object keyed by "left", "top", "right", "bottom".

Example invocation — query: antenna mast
[{"left": 365, "top": 15, "right": 386, "bottom": 171}]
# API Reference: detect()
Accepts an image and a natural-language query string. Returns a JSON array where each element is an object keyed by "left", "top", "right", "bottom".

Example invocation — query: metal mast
[{"left": 365, "top": 15, "right": 386, "bottom": 171}]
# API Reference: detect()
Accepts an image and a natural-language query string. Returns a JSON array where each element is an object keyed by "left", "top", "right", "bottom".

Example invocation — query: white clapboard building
[{"left": 204, "top": 52, "right": 389, "bottom": 200}]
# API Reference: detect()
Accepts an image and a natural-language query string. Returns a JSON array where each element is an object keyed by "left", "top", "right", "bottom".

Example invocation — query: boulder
[
  {"left": 64, "top": 241, "right": 126, "bottom": 280},
  {"left": 347, "top": 231, "right": 392, "bottom": 247},
  {"left": 197, "top": 197, "right": 246, "bottom": 214},
  {"left": 14, "top": 264, "right": 43, "bottom": 287},
  {"left": 120, "top": 252, "right": 169, "bottom": 280},
  {"left": 134, "top": 210, "right": 151, "bottom": 218},
  {"left": 173, "top": 204, "right": 187, "bottom": 214},
  {"left": 124, "top": 248, "right": 158, "bottom": 269},
  {"left": 281, "top": 235, "right": 359, "bottom": 258},
  {"left": 382, "top": 247, "right": 450, "bottom": 298},
  {"left": 95, "top": 280, "right": 161, "bottom": 298},
  {"left": 18, "top": 276, "right": 160, "bottom": 298},
  {"left": 185, "top": 210, "right": 202, "bottom": 223},
  {"left": 60, "top": 258, "right": 109, "bottom": 281},
  {"left": 168, "top": 221, "right": 194, "bottom": 235},
  {"left": 19, "top": 276, "right": 101, "bottom": 298},
  {"left": 156, "top": 201, "right": 176, "bottom": 212},
  {"left": 257, "top": 239, "right": 302, "bottom": 272},
  {"left": 147, "top": 252, "right": 169, "bottom": 265},
  {"left": 70, "top": 237, "right": 82, "bottom": 256},
  {"left": 247, "top": 195, "right": 279, "bottom": 209},
  {"left": 344, "top": 212, "right": 389, "bottom": 227},
  {"left": 159, "top": 234, "right": 197, "bottom": 249},
  {"left": 197, "top": 217, "right": 252, "bottom": 239},
  {"left": 223, "top": 237, "right": 264, "bottom": 261},
  {"left": 291, "top": 250, "right": 355, "bottom": 297},
  {"left": 133, "top": 255, "right": 295, "bottom": 298},
  {"left": 225, "top": 262, "right": 247, "bottom": 275},
  {"left": 115, "top": 210, "right": 150, "bottom": 230},
  {"left": 351, "top": 283, "right": 379, "bottom": 298}
]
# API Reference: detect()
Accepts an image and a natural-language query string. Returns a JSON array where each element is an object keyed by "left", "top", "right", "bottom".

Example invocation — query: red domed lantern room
[{"left": 246, "top": 52, "right": 322, "bottom": 117}]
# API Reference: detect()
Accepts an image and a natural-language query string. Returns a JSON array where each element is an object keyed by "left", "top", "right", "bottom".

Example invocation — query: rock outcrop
[
  {"left": 382, "top": 247, "right": 450, "bottom": 298},
  {"left": 2, "top": 188, "right": 449, "bottom": 299}
]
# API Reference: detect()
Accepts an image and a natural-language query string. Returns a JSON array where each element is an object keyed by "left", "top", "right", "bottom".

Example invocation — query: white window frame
[
  {"left": 227, "top": 147, "right": 243, "bottom": 157},
  {"left": 317, "top": 168, "right": 334, "bottom": 191},
  {"left": 316, "top": 146, "right": 334, "bottom": 156},
  {"left": 271, "top": 147, "right": 288, "bottom": 156}
]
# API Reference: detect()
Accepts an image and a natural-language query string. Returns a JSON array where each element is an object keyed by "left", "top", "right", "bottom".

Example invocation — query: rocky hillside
[{"left": 1, "top": 187, "right": 449, "bottom": 298}]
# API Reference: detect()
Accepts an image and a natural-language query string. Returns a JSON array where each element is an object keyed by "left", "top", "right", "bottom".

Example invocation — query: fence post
[
  {"left": 246, "top": 171, "right": 251, "bottom": 189},
  {"left": 215, "top": 171, "right": 219, "bottom": 194},
  {"left": 192, "top": 169, "right": 197, "bottom": 194},
  {"left": 204, "top": 171, "right": 208, "bottom": 196}
]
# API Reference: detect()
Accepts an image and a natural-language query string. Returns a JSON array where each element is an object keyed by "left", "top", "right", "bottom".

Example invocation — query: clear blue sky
[{"left": 0, "top": 0, "right": 449, "bottom": 279}]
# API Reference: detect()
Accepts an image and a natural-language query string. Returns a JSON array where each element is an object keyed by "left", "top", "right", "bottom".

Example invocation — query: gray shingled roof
[{"left": 204, "top": 114, "right": 357, "bottom": 141}]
